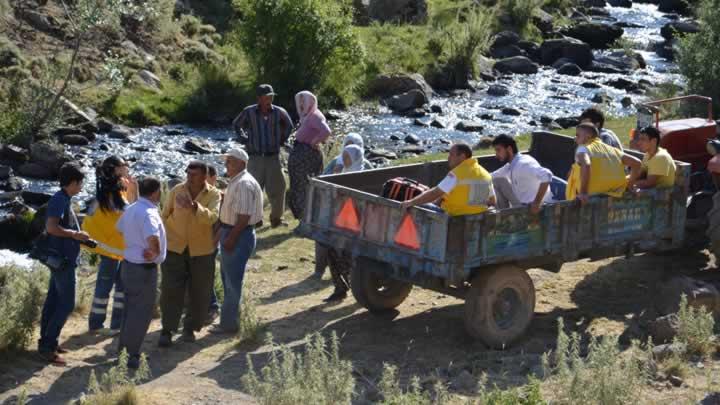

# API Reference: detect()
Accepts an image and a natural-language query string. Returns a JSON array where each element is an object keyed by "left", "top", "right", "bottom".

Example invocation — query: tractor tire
[
  {"left": 706, "top": 193, "right": 720, "bottom": 260},
  {"left": 464, "top": 265, "right": 535, "bottom": 349},
  {"left": 351, "top": 261, "right": 412, "bottom": 313}
]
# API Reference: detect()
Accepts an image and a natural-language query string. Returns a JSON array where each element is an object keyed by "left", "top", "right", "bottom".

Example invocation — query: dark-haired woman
[{"left": 82, "top": 156, "right": 137, "bottom": 335}]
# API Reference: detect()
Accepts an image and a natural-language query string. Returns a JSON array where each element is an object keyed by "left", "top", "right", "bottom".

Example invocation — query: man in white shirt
[
  {"left": 491, "top": 134, "right": 554, "bottom": 214},
  {"left": 116, "top": 177, "right": 166, "bottom": 369},
  {"left": 210, "top": 148, "right": 264, "bottom": 334}
]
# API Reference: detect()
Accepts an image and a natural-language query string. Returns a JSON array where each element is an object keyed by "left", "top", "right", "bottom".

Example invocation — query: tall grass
[
  {"left": 675, "top": 294, "right": 716, "bottom": 357},
  {"left": 378, "top": 363, "right": 450, "bottom": 404},
  {"left": 542, "top": 318, "right": 653, "bottom": 405},
  {"left": 79, "top": 350, "right": 151, "bottom": 405},
  {"left": 476, "top": 377, "right": 545, "bottom": 405},
  {"left": 0, "top": 265, "right": 48, "bottom": 352},
  {"left": 242, "top": 332, "right": 355, "bottom": 405},
  {"left": 237, "top": 293, "right": 264, "bottom": 346},
  {"left": 497, "top": 0, "right": 543, "bottom": 38}
]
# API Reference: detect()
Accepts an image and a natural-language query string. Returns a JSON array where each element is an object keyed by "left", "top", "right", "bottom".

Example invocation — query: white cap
[{"left": 226, "top": 148, "right": 249, "bottom": 162}]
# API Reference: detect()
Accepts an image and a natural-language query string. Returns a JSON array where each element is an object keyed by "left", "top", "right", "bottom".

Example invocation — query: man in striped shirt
[
  {"left": 210, "top": 149, "right": 263, "bottom": 334},
  {"left": 232, "top": 84, "right": 293, "bottom": 228}
]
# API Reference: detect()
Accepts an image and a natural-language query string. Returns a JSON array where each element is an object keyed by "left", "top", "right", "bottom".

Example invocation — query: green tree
[
  {"left": 234, "top": 0, "right": 365, "bottom": 108},
  {"left": 677, "top": 0, "right": 720, "bottom": 116}
]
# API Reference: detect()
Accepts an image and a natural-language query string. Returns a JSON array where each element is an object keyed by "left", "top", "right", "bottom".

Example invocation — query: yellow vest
[
  {"left": 566, "top": 138, "right": 627, "bottom": 200},
  {"left": 82, "top": 204, "right": 125, "bottom": 260},
  {"left": 441, "top": 158, "right": 493, "bottom": 216}
]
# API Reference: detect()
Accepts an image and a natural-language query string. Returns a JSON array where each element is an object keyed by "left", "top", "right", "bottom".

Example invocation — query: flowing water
[{"left": 9, "top": 3, "right": 684, "bottom": 204}]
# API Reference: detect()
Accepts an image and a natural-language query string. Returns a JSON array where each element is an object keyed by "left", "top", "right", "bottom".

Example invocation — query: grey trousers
[
  {"left": 118, "top": 261, "right": 158, "bottom": 359},
  {"left": 248, "top": 154, "right": 286, "bottom": 223},
  {"left": 493, "top": 177, "right": 521, "bottom": 209}
]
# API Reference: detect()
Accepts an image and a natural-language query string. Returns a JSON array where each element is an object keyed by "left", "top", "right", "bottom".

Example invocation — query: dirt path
[{"left": 0, "top": 222, "right": 718, "bottom": 404}]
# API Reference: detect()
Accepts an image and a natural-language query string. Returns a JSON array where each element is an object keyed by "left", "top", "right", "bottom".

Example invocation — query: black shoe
[
  {"left": 181, "top": 329, "right": 196, "bottom": 343},
  {"left": 158, "top": 331, "right": 172, "bottom": 348},
  {"left": 323, "top": 290, "right": 347, "bottom": 303}
]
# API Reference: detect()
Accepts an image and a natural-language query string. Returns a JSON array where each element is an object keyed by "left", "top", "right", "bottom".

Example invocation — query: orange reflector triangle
[
  {"left": 394, "top": 213, "right": 420, "bottom": 250},
  {"left": 334, "top": 198, "right": 361, "bottom": 233}
]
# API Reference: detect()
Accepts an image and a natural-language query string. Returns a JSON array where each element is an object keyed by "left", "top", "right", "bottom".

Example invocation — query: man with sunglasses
[{"left": 158, "top": 160, "right": 221, "bottom": 346}]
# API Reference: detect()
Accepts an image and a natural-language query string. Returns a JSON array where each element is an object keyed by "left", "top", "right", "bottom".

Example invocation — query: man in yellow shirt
[
  {"left": 159, "top": 160, "right": 221, "bottom": 346},
  {"left": 628, "top": 126, "right": 677, "bottom": 190},
  {"left": 567, "top": 123, "right": 641, "bottom": 205},
  {"left": 400, "top": 143, "right": 495, "bottom": 215}
]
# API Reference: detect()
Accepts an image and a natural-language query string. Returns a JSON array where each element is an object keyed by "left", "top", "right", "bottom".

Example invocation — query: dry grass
[
  {"left": 242, "top": 332, "right": 355, "bottom": 405},
  {"left": 541, "top": 318, "right": 653, "bottom": 405},
  {"left": 377, "top": 363, "right": 450, "bottom": 405},
  {"left": 675, "top": 294, "right": 716, "bottom": 358},
  {"left": 236, "top": 292, "right": 265, "bottom": 346},
  {"left": 79, "top": 350, "right": 150, "bottom": 405}
]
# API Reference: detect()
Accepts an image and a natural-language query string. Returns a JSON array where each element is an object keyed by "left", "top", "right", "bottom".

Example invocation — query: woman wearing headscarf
[
  {"left": 322, "top": 144, "right": 368, "bottom": 302},
  {"left": 82, "top": 156, "right": 137, "bottom": 335},
  {"left": 288, "top": 91, "right": 332, "bottom": 220},
  {"left": 313, "top": 134, "right": 372, "bottom": 280}
]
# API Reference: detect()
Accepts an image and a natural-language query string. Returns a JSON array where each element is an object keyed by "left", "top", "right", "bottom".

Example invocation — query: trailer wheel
[
  {"left": 464, "top": 265, "right": 535, "bottom": 349},
  {"left": 706, "top": 193, "right": 720, "bottom": 260},
  {"left": 351, "top": 262, "right": 412, "bottom": 313}
]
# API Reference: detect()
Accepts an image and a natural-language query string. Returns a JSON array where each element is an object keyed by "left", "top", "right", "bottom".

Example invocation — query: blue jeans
[
  {"left": 39, "top": 264, "right": 77, "bottom": 353},
  {"left": 219, "top": 226, "right": 256, "bottom": 332},
  {"left": 89, "top": 256, "right": 125, "bottom": 330},
  {"left": 550, "top": 176, "right": 567, "bottom": 201}
]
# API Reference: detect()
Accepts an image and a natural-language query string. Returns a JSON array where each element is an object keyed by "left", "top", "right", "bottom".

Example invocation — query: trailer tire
[
  {"left": 464, "top": 265, "right": 535, "bottom": 349},
  {"left": 706, "top": 193, "right": 720, "bottom": 260},
  {"left": 351, "top": 263, "right": 412, "bottom": 313}
]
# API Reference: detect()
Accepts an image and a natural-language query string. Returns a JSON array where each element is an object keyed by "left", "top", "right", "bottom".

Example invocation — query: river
[{"left": 10, "top": 2, "right": 683, "bottom": 206}]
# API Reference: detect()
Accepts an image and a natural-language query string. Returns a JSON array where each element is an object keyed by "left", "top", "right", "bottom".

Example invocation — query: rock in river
[
  {"left": 494, "top": 56, "right": 539, "bottom": 74},
  {"left": 455, "top": 121, "right": 484, "bottom": 132},
  {"left": 384, "top": 89, "right": 428, "bottom": 113},
  {"left": 561, "top": 22, "right": 624, "bottom": 49},
  {"left": 540, "top": 38, "right": 594, "bottom": 69}
]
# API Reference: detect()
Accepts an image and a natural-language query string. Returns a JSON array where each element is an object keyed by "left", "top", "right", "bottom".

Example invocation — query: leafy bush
[
  {"left": 234, "top": 0, "right": 365, "bottom": 107},
  {"left": 677, "top": 0, "right": 720, "bottom": 117},
  {"left": 242, "top": 332, "right": 355, "bottom": 405},
  {"left": 378, "top": 363, "right": 450, "bottom": 405},
  {"left": 180, "top": 14, "right": 202, "bottom": 37},
  {"left": 0, "top": 37, "right": 25, "bottom": 69},
  {"left": 359, "top": 23, "right": 431, "bottom": 79},
  {"left": 542, "top": 318, "right": 653, "bottom": 405},
  {"left": 0, "top": 265, "right": 48, "bottom": 352},
  {"left": 675, "top": 294, "right": 716, "bottom": 357},
  {"left": 79, "top": 350, "right": 150, "bottom": 405}
]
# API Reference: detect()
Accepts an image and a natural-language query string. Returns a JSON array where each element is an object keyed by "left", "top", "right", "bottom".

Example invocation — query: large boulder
[
  {"left": 184, "top": 139, "right": 216, "bottom": 155},
  {"left": 491, "top": 31, "right": 521, "bottom": 49},
  {"left": 656, "top": 276, "right": 720, "bottom": 316},
  {"left": 490, "top": 45, "right": 523, "bottom": 59},
  {"left": 384, "top": 89, "right": 428, "bottom": 113},
  {"left": 17, "top": 163, "right": 55, "bottom": 180},
  {"left": 367, "top": 0, "right": 427, "bottom": 24},
  {"left": 594, "top": 50, "right": 647, "bottom": 71},
  {"left": 368, "top": 74, "right": 433, "bottom": 99},
  {"left": 29, "top": 141, "right": 70, "bottom": 175},
  {"left": 660, "top": 21, "right": 700, "bottom": 41},
  {"left": 60, "top": 134, "right": 90, "bottom": 146},
  {"left": 532, "top": 8, "right": 555, "bottom": 33},
  {"left": 540, "top": 38, "right": 594, "bottom": 69},
  {"left": 137, "top": 69, "right": 162, "bottom": 89},
  {"left": 494, "top": 56, "right": 539, "bottom": 74},
  {"left": 658, "top": 0, "right": 690, "bottom": 14},
  {"left": 426, "top": 63, "right": 472, "bottom": 90},
  {"left": 1, "top": 144, "right": 29, "bottom": 163},
  {"left": 557, "top": 63, "right": 582, "bottom": 76},
  {"left": 561, "top": 22, "right": 624, "bottom": 49},
  {"left": 607, "top": 0, "right": 632, "bottom": 6}
]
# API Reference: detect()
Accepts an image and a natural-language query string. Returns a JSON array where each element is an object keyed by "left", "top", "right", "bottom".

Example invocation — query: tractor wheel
[
  {"left": 706, "top": 193, "right": 720, "bottom": 260},
  {"left": 351, "top": 260, "right": 412, "bottom": 313},
  {"left": 464, "top": 265, "right": 535, "bottom": 349}
]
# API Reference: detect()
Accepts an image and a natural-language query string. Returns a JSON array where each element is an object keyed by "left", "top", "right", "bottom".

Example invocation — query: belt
[
  {"left": 220, "top": 222, "right": 262, "bottom": 229},
  {"left": 123, "top": 260, "right": 157, "bottom": 269},
  {"left": 248, "top": 152, "right": 278, "bottom": 157}
]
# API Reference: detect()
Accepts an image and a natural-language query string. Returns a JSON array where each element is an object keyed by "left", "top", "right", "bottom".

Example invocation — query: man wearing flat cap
[
  {"left": 232, "top": 84, "right": 292, "bottom": 228},
  {"left": 210, "top": 149, "right": 263, "bottom": 334}
]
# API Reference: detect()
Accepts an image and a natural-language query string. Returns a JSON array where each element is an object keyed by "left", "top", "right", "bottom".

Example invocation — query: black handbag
[{"left": 29, "top": 199, "right": 77, "bottom": 272}]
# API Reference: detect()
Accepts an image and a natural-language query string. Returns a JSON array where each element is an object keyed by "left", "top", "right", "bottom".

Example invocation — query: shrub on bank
[
  {"left": 79, "top": 350, "right": 150, "bottom": 405},
  {"left": 234, "top": 0, "right": 365, "bottom": 109},
  {"left": 0, "top": 265, "right": 48, "bottom": 352},
  {"left": 677, "top": 0, "right": 720, "bottom": 117}
]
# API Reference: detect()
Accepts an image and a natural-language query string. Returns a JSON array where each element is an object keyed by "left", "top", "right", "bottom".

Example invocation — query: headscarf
[
  {"left": 334, "top": 132, "right": 364, "bottom": 164},
  {"left": 295, "top": 91, "right": 317, "bottom": 125},
  {"left": 342, "top": 144, "right": 365, "bottom": 173}
]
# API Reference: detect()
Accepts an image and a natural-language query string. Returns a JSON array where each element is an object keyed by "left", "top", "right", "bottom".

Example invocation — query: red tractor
[{"left": 631, "top": 95, "right": 720, "bottom": 253}]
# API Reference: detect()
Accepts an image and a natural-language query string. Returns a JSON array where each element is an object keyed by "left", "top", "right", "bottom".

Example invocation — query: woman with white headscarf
[{"left": 288, "top": 91, "right": 332, "bottom": 220}]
